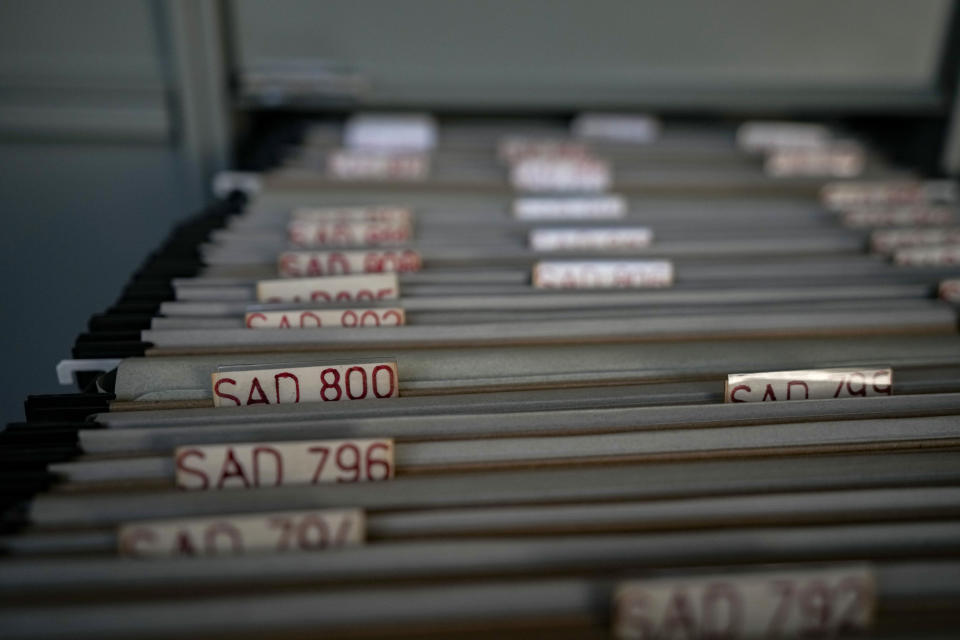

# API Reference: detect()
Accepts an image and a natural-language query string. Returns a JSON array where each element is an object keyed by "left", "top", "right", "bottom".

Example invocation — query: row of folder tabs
[{"left": 5, "top": 113, "right": 960, "bottom": 638}]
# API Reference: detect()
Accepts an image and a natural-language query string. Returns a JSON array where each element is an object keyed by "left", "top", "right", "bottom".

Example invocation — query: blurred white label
[
  {"left": 572, "top": 113, "right": 660, "bottom": 143},
  {"left": 871, "top": 227, "right": 960, "bottom": 253},
  {"left": 119, "top": 509, "right": 365, "bottom": 557},
  {"left": 534, "top": 260, "right": 673, "bottom": 288},
  {"left": 245, "top": 308, "right": 405, "bottom": 329},
  {"left": 765, "top": 145, "right": 864, "bottom": 178},
  {"left": 843, "top": 205, "right": 955, "bottom": 228},
  {"left": 737, "top": 121, "right": 832, "bottom": 152},
  {"left": 614, "top": 566, "right": 875, "bottom": 640},
  {"left": 530, "top": 227, "right": 652, "bottom": 251},
  {"left": 514, "top": 195, "right": 626, "bottom": 220},
  {"left": 257, "top": 273, "right": 399, "bottom": 303},
  {"left": 176, "top": 438, "right": 395, "bottom": 488},
  {"left": 725, "top": 368, "right": 892, "bottom": 403},
  {"left": 894, "top": 244, "right": 960, "bottom": 266},
  {"left": 292, "top": 205, "right": 412, "bottom": 224},
  {"left": 498, "top": 137, "right": 590, "bottom": 163},
  {"left": 344, "top": 113, "right": 436, "bottom": 151},
  {"left": 327, "top": 149, "right": 429, "bottom": 181},
  {"left": 511, "top": 156, "right": 611, "bottom": 192},
  {"left": 288, "top": 219, "right": 412, "bottom": 247},
  {"left": 822, "top": 180, "right": 958, "bottom": 210},
  {"left": 939, "top": 279, "right": 960, "bottom": 302},
  {"left": 278, "top": 250, "right": 422, "bottom": 277}
]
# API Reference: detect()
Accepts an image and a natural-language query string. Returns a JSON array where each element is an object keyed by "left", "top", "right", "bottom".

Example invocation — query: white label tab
[
  {"left": 765, "top": 146, "right": 864, "bottom": 178},
  {"left": 894, "top": 244, "right": 960, "bottom": 266},
  {"left": 498, "top": 137, "right": 591, "bottom": 163},
  {"left": 256, "top": 273, "right": 399, "bottom": 303},
  {"left": 288, "top": 219, "right": 412, "bottom": 247},
  {"left": 289, "top": 206, "right": 412, "bottom": 248},
  {"left": 514, "top": 195, "right": 626, "bottom": 220},
  {"left": 572, "top": 113, "right": 660, "bottom": 144},
  {"left": 292, "top": 205, "right": 412, "bottom": 224},
  {"left": 278, "top": 250, "right": 422, "bottom": 277},
  {"left": 939, "top": 279, "right": 960, "bottom": 302},
  {"left": 344, "top": 113, "right": 436, "bottom": 151},
  {"left": 822, "top": 180, "right": 959, "bottom": 210},
  {"left": 725, "top": 368, "right": 892, "bottom": 403},
  {"left": 533, "top": 260, "right": 673, "bottom": 289},
  {"left": 118, "top": 509, "right": 364, "bottom": 557},
  {"left": 327, "top": 149, "right": 429, "bottom": 181},
  {"left": 614, "top": 566, "right": 875, "bottom": 640},
  {"left": 511, "top": 156, "right": 611, "bottom": 192},
  {"left": 246, "top": 308, "right": 405, "bottom": 329},
  {"left": 737, "top": 121, "right": 832, "bottom": 152},
  {"left": 871, "top": 228, "right": 960, "bottom": 253},
  {"left": 175, "top": 439, "right": 394, "bottom": 490},
  {"left": 212, "top": 361, "right": 399, "bottom": 407},
  {"left": 530, "top": 227, "right": 652, "bottom": 251},
  {"left": 842, "top": 205, "right": 954, "bottom": 228}
]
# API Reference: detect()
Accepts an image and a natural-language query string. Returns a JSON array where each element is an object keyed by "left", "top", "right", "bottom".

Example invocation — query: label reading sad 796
[{"left": 175, "top": 438, "right": 394, "bottom": 490}]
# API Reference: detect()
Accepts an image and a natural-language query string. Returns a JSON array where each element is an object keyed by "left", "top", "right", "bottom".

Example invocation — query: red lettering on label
[
  {"left": 245, "top": 313, "right": 267, "bottom": 328},
  {"left": 252, "top": 445, "right": 283, "bottom": 486},
  {"left": 278, "top": 253, "right": 299, "bottom": 276},
  {"left": 175, "top": 448, "right": 209, "bottom": 490},
  {"left": 661, "top": 589, "right": 697, "bottom": 638},
  {"left": 365, "top": 442, "right": 393, "bottom": 480},
  {"left": 300, "top": 312, "right": 321, "bottom": 328},
  {"left": 268, "top": 515, "right": 296, "bottom": 551},
  {"left": 216, "top": 448, "right": 251, "bottom": 489},
  {"left": 786, "top": 380, "right": 809, "bottom": 400},
  {"left": 274, "top": 372, "right": 300, "bottom": 403},
  {"left": 767, "top": 579, "right": 795, "bottom": 636},
  {"left": 204, "top": 521, "right": 243, "bottom": 554},
  {"left": 246, "top": 377, "right": 270, "bottom": 405},
  {"left": 846, "top": 373, "right": 866, "bottom": 397},
  {"left": 308, "top": 441, "right": 393, "bottom": 483},
  {"left": 730, "top": 384, "right": 751, "bottom": 403},
  {"left": 309, "top": 446, "right": 330, "bottom": 484},
  {"left": 372, "top": 364, "right": 396, "bottom": 398},
  {"left": 345, "top": 366, "right": 367, "bottom": 399},
  {"left": 213, "top": 377, "right": 240, "bottom": 406},
  {"left": 702, "top": 582, "right": 742, "bottom": 638},
  {"left": 762, "top": 384, "right": 777, "bottom": 401},
  {"left": 836, "top": 575, "right": 872, "bottom": 633},
  {"left": 175, "top": 530, "right": 197, "bottom": 555},
  {"left": 872, "top": 370, "right": 892, "bottom": 395}
]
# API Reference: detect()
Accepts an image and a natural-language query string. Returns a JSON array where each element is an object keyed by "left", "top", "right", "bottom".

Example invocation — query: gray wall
[
  {"left": 234, "top": 0, "right": 953, "bottom": 111},
  {"left": 0, "top": 1, "right": 207, "bottom": 422}
]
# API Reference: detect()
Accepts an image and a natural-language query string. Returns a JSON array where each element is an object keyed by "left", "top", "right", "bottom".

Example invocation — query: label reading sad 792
[{"left": 614, "top": 566, "right": 875, "bottom": 639}]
